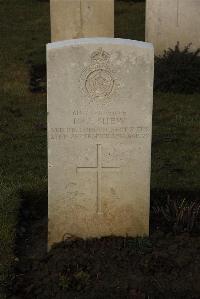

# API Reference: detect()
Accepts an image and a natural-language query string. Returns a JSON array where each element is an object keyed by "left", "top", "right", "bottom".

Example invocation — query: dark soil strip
[{"left": 8, "top": 190, "right": 200, "bottom": 299}]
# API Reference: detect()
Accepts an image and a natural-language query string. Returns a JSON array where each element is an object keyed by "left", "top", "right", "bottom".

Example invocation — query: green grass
[
  {"left": 115, "top": 1, "right": 145, "bottom": 40},
  {"left": 0, "top": 0, "right": 200, "bottom": 296},
  {"left": 152, "top": 92, "right": 200, "bottom": 191},
  {"left": 0, "top": 0, "right": 50, "bottom": 295}
]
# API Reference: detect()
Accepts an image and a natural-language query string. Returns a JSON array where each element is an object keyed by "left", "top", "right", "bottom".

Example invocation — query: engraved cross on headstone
[{"left": 77, "top": 144, "right": 120, "bottom": 214}]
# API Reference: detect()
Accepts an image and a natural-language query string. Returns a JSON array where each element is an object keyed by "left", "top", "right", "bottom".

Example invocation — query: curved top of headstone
[{"left": 47, "top": 37, "right": 153, "bottom": 50}]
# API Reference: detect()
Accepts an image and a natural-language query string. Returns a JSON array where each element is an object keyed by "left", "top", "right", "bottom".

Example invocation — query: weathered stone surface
[
  {"left": 50, "top": 0, "right": 114, "bottom": 42},
  {"left": 146, "top": 0, "right": 200, "bottom": 55},
  {"left": 47, "top": 38, "right": 154, "bottom": 247}
]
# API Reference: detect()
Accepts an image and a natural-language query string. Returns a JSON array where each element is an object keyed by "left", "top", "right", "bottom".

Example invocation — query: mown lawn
[
  {"left": 0, "top": 0, "right": 50, "bottom": 295},
  {"left": 0, "top": 0, "right": 200, "bottom": 297}
]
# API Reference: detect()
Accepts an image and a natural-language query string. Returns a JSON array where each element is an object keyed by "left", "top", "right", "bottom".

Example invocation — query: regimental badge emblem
[{"left": 80, "top": 48, "right": 115, "bottom": 101}]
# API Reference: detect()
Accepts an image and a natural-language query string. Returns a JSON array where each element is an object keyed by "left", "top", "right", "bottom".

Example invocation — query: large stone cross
[{"left": 77, "top": 144, "right": 120, "bottom": 214}]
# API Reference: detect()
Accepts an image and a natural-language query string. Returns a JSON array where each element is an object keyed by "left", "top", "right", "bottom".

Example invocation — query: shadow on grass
[
  {"left": 14, "top": 188, "right": 200, "bottom": 262},
  {"left": 11, "top": 187, "right": 200, "bottom": 299},
  {"left": 15, "top": 188, "right": 48, "bottom": 262},
  {"left": 29, "top": 63, "right": 46, "bottom": 94}
]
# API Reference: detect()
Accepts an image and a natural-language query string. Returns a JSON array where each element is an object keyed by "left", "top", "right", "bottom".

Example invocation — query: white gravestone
[
  {"left": 50, "top": 0, "right": 114, "bottom": 42},
  {"left": 146, "top": 0, "right": 200, "bottom": 55},
  {"left": 47, "top": 38, "right": 154, "bottom": 247}
]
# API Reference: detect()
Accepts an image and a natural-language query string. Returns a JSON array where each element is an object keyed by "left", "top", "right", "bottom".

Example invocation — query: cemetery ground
[{"left": 0, "top": 0, "right": 200, "bottom": 298}]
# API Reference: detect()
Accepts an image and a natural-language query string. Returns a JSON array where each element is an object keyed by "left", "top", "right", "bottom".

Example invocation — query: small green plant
[
  {"left": 74, "top": 270, "right": 90, "bottom": 291},
  {"left": 59, "top": 274, "right": 71, "bottom": 290},
  {"left": 154, "top": 43, "right": 200, "bottom": 94},
  {"left": 59, "top": 269, "right": 90, "bottom": 291},
  {"left": 153, "top": 196, "right": 200, "bottom": 233}
]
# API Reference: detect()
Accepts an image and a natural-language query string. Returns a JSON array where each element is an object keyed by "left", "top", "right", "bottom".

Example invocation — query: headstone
[
  {"left": 47, "top": 37, "right": 154, "bottom": 247},
  {"left": 50, "top": 0, "right": 114, "bottom": 42},
  {"left": 146, "top": 0, "right": 200, "bottom": 55}
]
